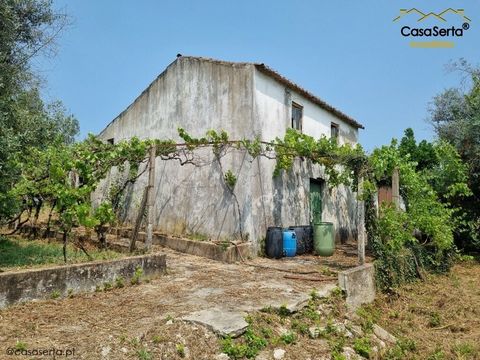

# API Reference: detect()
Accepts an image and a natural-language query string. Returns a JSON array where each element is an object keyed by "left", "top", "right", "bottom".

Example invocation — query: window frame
[
  {"left": 291, "top": 102, "right": 303, "bottom": 132},
  {"left": 330, "top": 122, "right": 339, "bottom": 141}
]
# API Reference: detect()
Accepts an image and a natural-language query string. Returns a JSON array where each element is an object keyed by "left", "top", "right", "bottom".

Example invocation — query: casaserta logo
[{"left": 393, "top": 8, "right": 471, "bottom": 48}]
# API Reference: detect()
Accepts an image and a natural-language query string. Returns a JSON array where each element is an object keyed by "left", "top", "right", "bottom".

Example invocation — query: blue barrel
[{"left": 282, "top": 230, "right": 297, "bottom": 257}]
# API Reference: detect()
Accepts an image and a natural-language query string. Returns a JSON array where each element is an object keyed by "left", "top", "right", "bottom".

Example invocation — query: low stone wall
[
  {"left": 110, "top": 228, "right": 252, "bottom": 263},
  {"left": 338, "top": 263, "right": 376, "bottom": 310},
  {"left": 0, "top": 253, "right": 166, "bottom": 309}
]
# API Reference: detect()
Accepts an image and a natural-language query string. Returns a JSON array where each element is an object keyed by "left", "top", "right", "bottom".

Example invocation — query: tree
[
  {"left": 0, "top": 0, "right": 77, "bottom": 221},
  {"left": 428, "top": 60, "right": 480, "bottom": 251}
]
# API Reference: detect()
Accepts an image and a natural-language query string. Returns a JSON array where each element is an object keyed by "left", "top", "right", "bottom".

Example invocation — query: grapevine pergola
[{"left": 6, "top": 128, "right": 369, "bottom": 263}]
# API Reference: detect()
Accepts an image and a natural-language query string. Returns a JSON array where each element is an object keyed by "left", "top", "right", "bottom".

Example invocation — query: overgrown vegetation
[
  {"left": 360, "top": 260, "right": 480, "bottom": 359},
  {"left": 428, "top": 59, "right": 480, "bottom": 253},
  {"left": 365, "top": 129, "right": 470, "bottom": 290}
]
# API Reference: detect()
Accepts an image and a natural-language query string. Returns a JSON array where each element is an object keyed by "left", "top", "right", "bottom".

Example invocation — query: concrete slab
[
  {"left": 265, "top": 283, "right": 337, "bottom": 313},
  {"left": 338, "top": 263, "right": 376, "bottom": 310},
  {"left": 182, "top": 308, "right": 248, "bottom": 337}
]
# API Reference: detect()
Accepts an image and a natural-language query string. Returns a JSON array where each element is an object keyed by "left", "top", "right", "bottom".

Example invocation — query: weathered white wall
[{"left": 251, "top": 69, "right": 359, "bottom": 248}]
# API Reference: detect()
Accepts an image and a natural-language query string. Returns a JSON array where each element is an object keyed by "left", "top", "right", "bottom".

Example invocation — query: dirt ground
[
  {"left": 0, "top": 244, "right": 364, "bottom": 360},
  {"left": 366, "top": 259, "right": 480, "bottom": 359}
]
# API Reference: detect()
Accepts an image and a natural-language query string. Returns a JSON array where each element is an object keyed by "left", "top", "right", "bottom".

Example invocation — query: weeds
[
  {"left": 453, "top": 342, "right": 476, "bottom": 358},
  {"left": 188, "top": 232, "right": 209, "bottom": 241},
  {"left": 356, "top": 305, "right": 379, "bottom": 334},
  {"left": 290, "top": 320, "right": 309, "bottom": 335},
  {"left": 353, "top": 337, "right": 372, "bottom": 359},
  {"left": 152, "top": 335, "right": 164, "bottom": 344},
  {"left": 176, "top": 343, "right": 185, "bottom": 358},
  {"left": 329, "top": 336, "right": 346, "bottom": 359},
  {"left": 427, "top": 312, "right": 441, "bottom": 328},
  {"left": 103, "top": 281, "right": 113, "bottom": 291},
  {"left": 14, "top": 341, "right": 27, "bottom": 351},
  {"left": 279, "top": 331, "right": 296, "bottom": 345},
  {"left": 221, "top": 327, "right": 267, "bottom": 359},
  {"left": 131, "top": 266, "right": 144, "bottom": 285},
  {"left": 278, "top": 304, "right": 290, "bottom": 317},
  {"left": 136, "top": 347, "right": 152, "bottom": 360},
  {"left": 384, "top": 337, "right": 417, "bottom": 359},
  {"left": 427, "top": 347, "right": 445, "bottom": 360},
  {"left": 115, "top": 276, "right": 125, "bottom": 288}
]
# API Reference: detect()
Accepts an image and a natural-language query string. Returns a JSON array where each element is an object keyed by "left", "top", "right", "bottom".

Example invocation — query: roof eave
[{"left": 254, "top": 64, "right": 364, "bottom": 130}]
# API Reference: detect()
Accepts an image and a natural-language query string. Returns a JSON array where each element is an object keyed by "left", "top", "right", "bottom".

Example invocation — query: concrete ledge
[
  {"left": 338, "top": 263, "right": 375, "bottom": 310},
  {"left": 153, "top": 234, "right": 251, "bottom": 263},
  {"left": 0, "top": 253, "right": 166, "bottom": 309}
]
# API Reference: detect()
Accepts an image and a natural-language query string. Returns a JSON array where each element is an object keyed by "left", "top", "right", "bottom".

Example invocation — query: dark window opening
[
  {"left": 331, "top": 123, "right": 339, "bottom": 141},
  {"left": 291, "top": 102, "right": 303, "bottom": 131},
  {"left": 107, "top": 138, "right": 115, "bottom": 145}
]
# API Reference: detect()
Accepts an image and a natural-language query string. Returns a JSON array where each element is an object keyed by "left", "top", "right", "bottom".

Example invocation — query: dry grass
[{"left": 365, "top": 259, "right": 480, "bottom": 359}]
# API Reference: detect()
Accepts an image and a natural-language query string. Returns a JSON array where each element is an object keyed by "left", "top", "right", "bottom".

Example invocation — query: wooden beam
[
  {"left": 145, "top": 144, "right": 156, "bottom": 251},
  {"left": 130, "top": 187, "right": 147, "bottom": 252},
  {"left": 357, "top": 177, "right": 366, "bottom": 265},
  {"left": 392, "top": 167, "right": 400, "bottom": 210}
]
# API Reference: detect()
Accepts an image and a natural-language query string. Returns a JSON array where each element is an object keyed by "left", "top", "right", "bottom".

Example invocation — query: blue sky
[{"left": 37, "top": 0, "right": 480, "bottom": 151}]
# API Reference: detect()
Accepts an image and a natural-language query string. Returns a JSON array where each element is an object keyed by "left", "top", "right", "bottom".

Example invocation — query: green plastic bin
[{"left": 313, "top": 222, "right": 335, "bottom": 256}]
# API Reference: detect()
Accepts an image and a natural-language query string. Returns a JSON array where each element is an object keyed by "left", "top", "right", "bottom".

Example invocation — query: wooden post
[
  {"left": 145, "top": 144, "right": 156, "bottom": 251},
  {"left": 130, "top": 187, "right": 147, "bottom": 252},
  {"left": 392, "top": 167, "right": 400, "bottom": 210},
  {"left": 357, "top": 177, "right": 366, "bottom": 265}
]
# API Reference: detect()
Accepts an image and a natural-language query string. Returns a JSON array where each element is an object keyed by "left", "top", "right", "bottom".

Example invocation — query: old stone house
[{"left": 97, "top": 56, "right": 364, "bottom": 251}]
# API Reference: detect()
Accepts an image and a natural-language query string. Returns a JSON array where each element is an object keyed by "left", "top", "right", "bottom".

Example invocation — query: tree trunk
[
  {"left": 62, "top": 230, "right": 68, "bottom": 263},
  {"left": 44, "top": 200, "right": 56, "bottom": 239}
]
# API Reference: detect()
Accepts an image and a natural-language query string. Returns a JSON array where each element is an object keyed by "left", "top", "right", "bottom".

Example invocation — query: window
[
  {"left": 331, "top": 123, "right": 339, "bottom": 141},
  {"left": 107, "top": 138, "right": 115, "bottom": 145},
  {"left": 291, "top": 102, "right": 303, "bottom": 131}
]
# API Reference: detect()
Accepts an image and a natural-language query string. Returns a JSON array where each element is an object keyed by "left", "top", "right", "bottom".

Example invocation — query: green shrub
[
  {"left": 221, "top": 327, "right": 267, "bottom": 359},
  {"left": 50, "top": 290, "right": 61, "bottom": 299},
  {"left": 353, "top": 337, "right": 372, "bottom": 359},
  {"left": 280, "top": 331, "right": 296, "bottom": 345},
  {"left": 115, "top": 276, "right": 125, "bottom": 288},
  {"left": 131, "top": 266, "right": 144, "bottom": 285}
]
